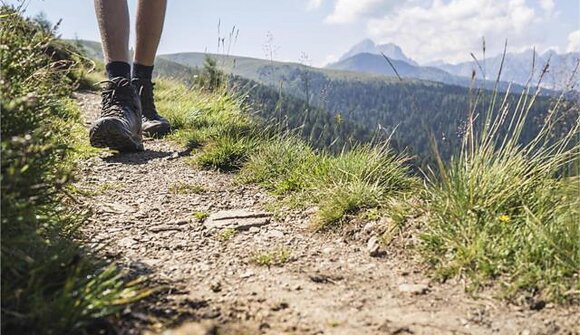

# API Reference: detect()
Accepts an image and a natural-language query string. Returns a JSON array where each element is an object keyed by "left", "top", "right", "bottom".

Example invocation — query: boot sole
[{"left": 90, "top": 118, "right": 144, "bottom": 152}]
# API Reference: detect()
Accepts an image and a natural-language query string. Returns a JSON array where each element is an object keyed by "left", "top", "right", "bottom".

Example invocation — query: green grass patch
[
  {"left": 168, "top": 181, "right": 206, "bottom": 194},
  {"left": 217, "top": 228, "right": 237, "bottom": 241},
  {"left": 421, "top": 82, "right": 580, "bottom": 302},
  {"left": 153, "top": 67, "right": 416, "bottom": 230},
  {"left": 192, "top": 211, "right": 210, "bottom": 221},
  {"left": 251, "top": 248, "right": 292, "bottom": 267},
  {"left": 196, "top": 134, "right": 257, "bottom": 171}
]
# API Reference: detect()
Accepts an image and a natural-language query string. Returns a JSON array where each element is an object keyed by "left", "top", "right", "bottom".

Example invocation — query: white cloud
[
  {"left": 307, "top": 0, "right": 324, "bottom": 10},
  {"left": 567, "top": 30, "right": 580, "bottom": 52},
  {"left": 539, "top": 0, "right": 555, "bottom": 14},
  {"left": 367, "top": 0, "right": 546, "bottom": 63},
  {"left": 325, "top": 0, "right": 398, "bottom": 24}
]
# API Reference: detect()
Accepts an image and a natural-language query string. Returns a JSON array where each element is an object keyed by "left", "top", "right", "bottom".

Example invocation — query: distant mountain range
[
  {"left": 326, "top": 52, "right": 520, "bottom": 92},
  {"left": 331, "top": 39, "right": 579, "bottom": 91},
  {"left": 434, "top": 49, "right": 579, "bottom": 90},
  {"left": 338, "top": 39, "right": 418, "bottom": 66}
]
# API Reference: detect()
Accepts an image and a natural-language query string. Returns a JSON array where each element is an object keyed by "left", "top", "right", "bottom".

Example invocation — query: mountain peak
[{"left": 339, "top": 39, "right": 417, "bottom": 65}]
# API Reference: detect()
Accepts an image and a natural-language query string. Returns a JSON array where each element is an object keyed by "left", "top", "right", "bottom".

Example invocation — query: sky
[{"left": 6, "top": 0, "right": 580, "bottom": 66}]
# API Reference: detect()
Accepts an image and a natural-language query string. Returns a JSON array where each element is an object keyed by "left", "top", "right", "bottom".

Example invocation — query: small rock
[
  {"left": 117, "top": 237, "right": 136, "bottom": 248},
  {"left": 266, "top": 229, "right": 284, "bottom": 238},
  {"left": 322, "top": 247, "right": 334, "bottom": 254},
  {"left": 166, "top": 152, "right": 180, "bottom": 161},
  {"left": 303, "top": 207, "right": 319, "bottom": 216},
  {"left": 101, "top": 202, "right": 136, "bottom": 214},
  {"left": 271, "top": 302, "right": 289, "bottom": 311},
  {"left": 367, "top": 236, "right": 382, "bottom": 257},
  {"left": 241, "top": 271, "right": 255, "bottom": 279},
  {"left": 149, "top": 224, "right": 184, "bottom": 233},
  {"left": 205, "top": 209, "right": 272, "bottom": 231},
  {"left": 249, "top": 227, "right": 260, "bottom": 233},
  {"left": 210, "top": 281, "right": 222, "bottom": 293},
  {"left": 172, "top": 219, "right": 190, "bottom": 226},
  {"left": 309, "top": 273, "right": 342, "bottom": 284},
  {"left": 363, "top": 221, "right": 377, "bottom": 233},
  {"left": 162, "top": 321, "right": 217, "bottom": 335},
  {"left": 398, "top": 283, "right": 429, "bottom": 295},
  {"left": 529, "top": 300, "right": 546, "bottom": 311}
]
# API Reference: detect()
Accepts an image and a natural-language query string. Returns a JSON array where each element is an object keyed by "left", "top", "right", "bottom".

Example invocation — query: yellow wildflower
[{"left": 498, "top": 215, "right": 511, "bottom": 223}]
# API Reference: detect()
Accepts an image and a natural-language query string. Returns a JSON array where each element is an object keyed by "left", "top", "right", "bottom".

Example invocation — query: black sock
[
  {"left": 132, "top": 63, "right": 154, "bottom": 80},
  {"left": 105, "top": 61, "right": 131, "bottom": 80}
]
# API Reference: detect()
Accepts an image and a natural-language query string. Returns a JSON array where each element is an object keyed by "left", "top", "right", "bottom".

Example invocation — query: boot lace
[{"left": 99, "top": 79, "right": 136, "bottom": 118}]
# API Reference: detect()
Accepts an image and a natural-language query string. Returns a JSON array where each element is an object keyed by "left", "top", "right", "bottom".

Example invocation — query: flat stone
[
  {"left": 101, "top": 202, "right": 136, "bottom": 214},
  {"left": 266, "top": 229, "right": 284, "bottom": 238},
  {"left": 118, "top": 237, "right": 136, "bottom": 248},
  {"left": 171, "top": 219, "right": 190, "bottom": 226},
  {"left": 241, "top": 271, "right": 255, "bottom": 279},
  {"left": 150, "top": 224, "right": 185, "bottom": 233},
  {"left": 205, "top": 209, "right": 272, "bottom": 231},
  {"left": 398, "top": 283, "right": 429, "bottom": 295}
]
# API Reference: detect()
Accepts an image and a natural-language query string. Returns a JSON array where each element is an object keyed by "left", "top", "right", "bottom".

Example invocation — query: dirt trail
[{"left": 74, "top": 91, "right": 579, "bottom": 335}]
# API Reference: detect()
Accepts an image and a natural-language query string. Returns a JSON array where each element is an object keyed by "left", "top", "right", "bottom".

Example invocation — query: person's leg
[
  {"left": 90, "top": 0, "right": 143, "bottom": 152},
  {"left": 133, "top": 0, "right": 167, "bottom": 72},
  {"left": 94, "top": 0, "right": 131, "bottom": 79},
  {"left": 132, "top": 0, "right": 171, "bottom": 137}
]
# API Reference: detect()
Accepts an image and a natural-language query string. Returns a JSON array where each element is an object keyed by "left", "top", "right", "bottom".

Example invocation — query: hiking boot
[
  {"left": 89, "top": 77, "right": 144, "bottom": 152},
  {"left": 132, "top": 78, "right": 171, "bottom": 137}
]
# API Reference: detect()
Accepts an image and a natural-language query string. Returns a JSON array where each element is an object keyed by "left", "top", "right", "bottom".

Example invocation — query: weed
[
  {"left": 328, "top": 320, "right": 341, "bottom": 328},
  {"left": 218, "top": 228, "right": 237, "bottom": 241},
  {"left": 193, "top": 211, "right": 210, "bottom": 221},
  {"left": 251, "top": 248, "right": 292, "bottom": 267},
  {"left": 169, "top": 182, "right": 206, "bottom": 194}
]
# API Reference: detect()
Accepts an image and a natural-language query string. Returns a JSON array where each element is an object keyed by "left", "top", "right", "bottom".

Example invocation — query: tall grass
[
  {"left": 156, "top": 71, "right": 417, "bottom": 229},
  {"left": 421, "top": 57, "right": 580, "bottom": 301},
  {"left": 1, "top": 7, "right": 148, "bottom": 333}
]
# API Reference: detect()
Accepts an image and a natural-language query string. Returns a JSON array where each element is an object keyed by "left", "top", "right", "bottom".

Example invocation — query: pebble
[
  {"left": 267, "top": 229, "right": 284, "bottom": 238},
  {"left": 367, "top": 236, "right": 382, "bottom": 257},
  {"left": 210, "top": 281, "right": 222, "bottom": 293},
  {"left": 241, "top": 271, "right": 255, "bottom": 279},
  {"left": 398, "top": 283, "right": 429, "bottom": 295}
]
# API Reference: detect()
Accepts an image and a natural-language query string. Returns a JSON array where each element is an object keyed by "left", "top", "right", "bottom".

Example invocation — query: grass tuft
[
  {"left": 192, "top": 211, "right": 210, "bottom": 221},
  {"left": 421, "top": 74, "right": 580, "bottom": 301},
  {"left": 168, "top": 182, "right": 206, "bottom": 194},
  {"left": 251, "top": 248, "right": 292, "bottom": 267}
]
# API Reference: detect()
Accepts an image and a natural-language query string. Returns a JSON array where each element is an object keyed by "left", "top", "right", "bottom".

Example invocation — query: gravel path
[{"left": 74, "top": 92, "right": 579, "bottom": 335}]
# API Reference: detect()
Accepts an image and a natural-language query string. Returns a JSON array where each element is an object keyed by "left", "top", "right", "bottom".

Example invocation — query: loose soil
[{"left": 74, "top": 92, "right": 579, "bottom": 335}]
